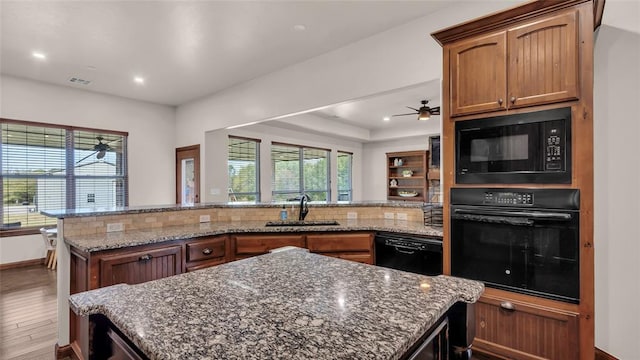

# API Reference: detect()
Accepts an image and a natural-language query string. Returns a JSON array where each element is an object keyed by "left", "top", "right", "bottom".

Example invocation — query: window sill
[{"left": 0, "top": 227, "right": 41, "bottom": 237}]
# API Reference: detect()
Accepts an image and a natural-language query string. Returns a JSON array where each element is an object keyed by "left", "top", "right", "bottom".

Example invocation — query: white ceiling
[{"left": 0, "top": 0, "right": 452, "bottom": 107}]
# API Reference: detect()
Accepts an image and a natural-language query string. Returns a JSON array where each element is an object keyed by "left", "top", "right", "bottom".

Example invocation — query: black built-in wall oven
[{"left": 450, "top": 188, "right": 580, "bottom": 303}]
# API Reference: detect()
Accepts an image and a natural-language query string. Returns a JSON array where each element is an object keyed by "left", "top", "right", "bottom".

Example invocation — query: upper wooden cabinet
[
  {"left": 449, "top": 9, "right": 579, "bottom": 117},
  {"left": 450, "top": 32, "right": 507, "bottom": 116}
]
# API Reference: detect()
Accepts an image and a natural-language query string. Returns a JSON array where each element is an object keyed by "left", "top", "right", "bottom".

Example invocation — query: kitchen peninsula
[
  {"left": 44, "top": 201, "right": 444, "bottom": 359},
  {"left": 70, "top": 247, "right": 483, "bottom": 360}
]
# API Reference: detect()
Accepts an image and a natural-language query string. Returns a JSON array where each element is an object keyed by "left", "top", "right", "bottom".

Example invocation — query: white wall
[
  {"left": 204, "top": 122, "right": 363, "bottom": 203},
  {"left": 175, "top": 1, "right": 518, "bottom": 203},
  {"left": 593, "top": 1, "right": 640, "bottom": 358},
  {"left": 0, "top": 75, "right": 176, "bottom": 264}
]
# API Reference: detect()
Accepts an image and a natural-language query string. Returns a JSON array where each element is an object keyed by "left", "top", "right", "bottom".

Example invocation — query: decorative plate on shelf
[{"left": 398, "top": 191, "right": 419, "bottom": 197}]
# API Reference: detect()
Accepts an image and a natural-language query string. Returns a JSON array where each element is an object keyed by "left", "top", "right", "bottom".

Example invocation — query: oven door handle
[
  {"left": 451, "top": 213, "right": 534, "bottom": 226},
  {"left": 453, "top": 208, "right": 572, "bottom": 221}
]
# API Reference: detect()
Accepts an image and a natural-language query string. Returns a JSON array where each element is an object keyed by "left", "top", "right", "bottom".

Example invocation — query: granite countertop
[
  {"left": 43, "top": 200, "right": 425, "bottom": 219},
  {"left": 65, "top": 219, "right": 443, "bottom": 253},
  {"left": 70, "top": 248, "right": 484, "bottom": 360}
]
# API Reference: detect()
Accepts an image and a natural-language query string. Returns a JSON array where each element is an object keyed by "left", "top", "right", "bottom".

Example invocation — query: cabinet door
[
  {"left": 307, "top": 233, "right": 373, "bottom": 264},
  {"left": 450, "top": 32, "right": 507, "bottom": 117},
  {"left": 474, "top": 296, "right": 579, "bottom": 360},
  {"left": 233, "top": 234, "right": 305, "bottom": 257},
  {"left": 507, "top": 10, "right": 579, "bottom": 108},
  {"left": 99, "top": 245, "right": 182, "bottom": 287}
]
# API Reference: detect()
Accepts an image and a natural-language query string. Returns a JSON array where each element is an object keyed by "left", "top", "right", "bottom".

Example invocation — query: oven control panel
[
  {"left": 483, "top": 191, "right": 534, "bottom": 205},
  {"left": 545, "top": 123, "right": 564, "bottom": 171}
]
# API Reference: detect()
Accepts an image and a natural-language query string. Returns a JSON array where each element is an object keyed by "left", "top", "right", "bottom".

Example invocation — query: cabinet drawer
[
  {"left": 474, "top": 295, "right": 579, "bottom": 360},
  {"left": 187, "top": 236, "right": 226, "bottom": 263},
  {"left": 234, "top": 234, "right": 305, "bottom": 255},
  {"left": 321, "top": 252, "right": 373, "bottom": 264},
  {"left": 99, "top": 245, "right": 182, "bottom": 287},
  {"left": 306, "top": 232, "right": 372, "bottom": 252}
]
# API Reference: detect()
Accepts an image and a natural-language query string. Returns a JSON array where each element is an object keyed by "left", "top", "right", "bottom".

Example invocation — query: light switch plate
[
  {"left": 397, "top": 213, "right": 408, "bottom": 221},
  {"left": 384, "top": 212, "right": 395, "bottom": 219},
  {"left": 199, "top": 215, "right": 211, "bottom": 223},
  {"left": 347, "top": 212, "right": 358, "bottom": 219},
  {"left": 106, "top": 223, "right": 124, "bottom": 232}
]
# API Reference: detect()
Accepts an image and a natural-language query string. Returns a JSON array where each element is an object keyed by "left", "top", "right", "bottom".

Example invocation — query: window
[
  {"left": 271, "top": 143, "right": 330, "bottom": 202},
  {"left": 1, "top": 120, "right": 128, "bottom": 232},
  {"left": 337, "top": 151, "right": 353, "bottom": 201},
  {"left": 228, "top": 136, "right": 260, "bottom": 202}
]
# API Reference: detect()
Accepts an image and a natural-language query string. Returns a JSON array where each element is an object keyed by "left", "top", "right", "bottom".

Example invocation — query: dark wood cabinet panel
[
  {"left": 307, "top": 232, "right": 373, "bottom": 264},
  {"left": 233, "top": 234, "right": 305, "bottom": 256},
  {"left": 99, "top": 245, "right": 182, "bottom": 287},
  {"left": 450, "top": 32, "right": 507, "bottom": 117},
  {"left": 508, "top": 9, "right": 579, "bottom": 108},
  {"left": 186, "top": 235, "right": 226, "bottom": 263},
  {"left": 474, "top": 296, "right": 579, "bottom": 360}
]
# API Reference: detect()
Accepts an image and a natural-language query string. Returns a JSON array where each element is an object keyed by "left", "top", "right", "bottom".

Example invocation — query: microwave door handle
[{"left": 453, "top": 208, "right": 572, "bottom": 221}]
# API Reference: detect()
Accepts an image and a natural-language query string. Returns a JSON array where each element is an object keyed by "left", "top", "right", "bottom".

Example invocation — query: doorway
[{"left": 175, "top": 145, "right": 200, "bottom": 205}]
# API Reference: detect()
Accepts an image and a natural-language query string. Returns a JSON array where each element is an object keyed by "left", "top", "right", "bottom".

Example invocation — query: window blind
[
  {"left": 228, "top": 136, "right": 260, "bottom": 202},
  {"left": 1, "top": 120, "right": 128, "bottom": 231},
  {"left": 337, "top": 151, "right": 353, "bottom": 201}
]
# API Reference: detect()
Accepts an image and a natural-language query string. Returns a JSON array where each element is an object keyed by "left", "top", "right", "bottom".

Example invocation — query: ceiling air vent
[{"left": 68, "top": 77, "right": 91, "bottom": 85}]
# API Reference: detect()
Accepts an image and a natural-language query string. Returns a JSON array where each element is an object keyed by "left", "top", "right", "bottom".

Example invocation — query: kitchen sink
[{"left": 265, "top": 220, "right": 340, "bottom": 227}]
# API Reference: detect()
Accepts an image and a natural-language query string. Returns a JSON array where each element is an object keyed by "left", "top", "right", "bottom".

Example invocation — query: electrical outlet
[
  {"left": 384, "top": 212, "right": 395, "bottom": 220},
  {"left": 106, "top": 223, "right": 124, "bottom": 232},
  {"left": 199, "top": 215, "right": 211, "bottom": 223},
  {"left": 347, "top": 212, "right": 358, "bottom": 220},
  {"left": 397, "top": 213, "right": 408, "bottom": 221}
]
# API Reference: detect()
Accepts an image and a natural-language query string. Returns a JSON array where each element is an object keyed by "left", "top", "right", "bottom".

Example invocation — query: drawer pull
[
  {"left": 498, "top": 98, "right": 503, "bottom": 105},
  {"left": 500, "top": 301, "right": 515, "bottom": 311},
  {"left": 139, "top": 254, "right": 153, "bottom": 261},
  {"left": 202, "top": 248, "right": 213, "bottom": 255},
  {"left": 510, "top": 96, "right": 517, "bottom": 104}
]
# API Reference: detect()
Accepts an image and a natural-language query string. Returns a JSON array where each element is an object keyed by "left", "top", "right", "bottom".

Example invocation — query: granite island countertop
[
  {"left": 65, "top": 219, "right": 443, "bottom": 253},
  {"left": 70, "top": 248, "right": 483, "bottom": 360}
]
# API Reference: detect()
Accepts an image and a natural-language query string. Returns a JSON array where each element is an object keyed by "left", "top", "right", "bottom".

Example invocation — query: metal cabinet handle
[
  {"left": 202, "top": 248, "right": 213, "bottom": 255},
  {"left": 510, "top": 96, "right": 517, "bottom": 104},
  {"left": 498, "top": 98, "right": 503, "bottom": 105},
  {"left": 139, "top": 254, "right": 153, "bottom": 261},
  {"left": 500, "top": 301, "right": 515, "bottom": 311}
]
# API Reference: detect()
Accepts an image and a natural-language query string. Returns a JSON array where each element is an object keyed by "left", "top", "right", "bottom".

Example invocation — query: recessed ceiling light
[
  {"left": 32, "top": 51, "right": 46, "bottom": 60},
  {"left": 292, "top": 24, "right": 306, "bottom": 32},
  {"left": 383, "top": 116, "right": 391, "bottom": 122},
  {"left": 133, "top": 76, "right": 145, "bottom": 84}
]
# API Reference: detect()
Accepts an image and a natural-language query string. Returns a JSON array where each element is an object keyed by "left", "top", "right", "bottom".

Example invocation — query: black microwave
[{"left": 456, "top": 107, "right": 571, "bottom": 184}]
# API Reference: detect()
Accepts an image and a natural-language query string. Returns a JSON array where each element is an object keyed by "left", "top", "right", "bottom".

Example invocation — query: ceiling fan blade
[
  {"left": 76, "top": 151, "right": 98, "bottom": 164},
  {"left": 392, "top": 113, "right": 420, "bottom": 117},
  {"left": 406, "top": 106, "right": 420, "bottom": 112},
  {"left": 430, "top": 106, "right": 441, "bottom": 115}
]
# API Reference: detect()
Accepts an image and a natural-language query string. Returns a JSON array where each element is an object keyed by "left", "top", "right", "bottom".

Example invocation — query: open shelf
[{"left": 386, "top": 150, "right": 429, "bottom": 202}]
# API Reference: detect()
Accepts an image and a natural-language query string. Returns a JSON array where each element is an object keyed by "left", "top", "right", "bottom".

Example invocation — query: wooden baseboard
[
  {"left": 56, "top": 342, "right": 82, "bottom": 360},
  {"left": 0, "top": 258, "right": 44, "bottom": 270},
  {"left": 595, "top": 347, "right": 618, "bottom": 360}
]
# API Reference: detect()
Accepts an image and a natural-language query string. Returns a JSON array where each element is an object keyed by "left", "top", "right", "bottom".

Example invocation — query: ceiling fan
[
  {"left": 76, "top": 136, "right": 111, "bottom": 164},
  {"left": 392, "top": 100, "right": 440, "bottom": 121}
]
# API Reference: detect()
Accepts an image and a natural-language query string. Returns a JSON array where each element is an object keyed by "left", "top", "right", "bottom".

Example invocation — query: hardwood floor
[{"left": 1, "top": 265, "right": 58, "bottom": 360}]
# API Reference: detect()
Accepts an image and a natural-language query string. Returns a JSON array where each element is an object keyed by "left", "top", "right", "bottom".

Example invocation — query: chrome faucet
[{"left": 299, "top": 194, "right": 310, "bottom": 221}]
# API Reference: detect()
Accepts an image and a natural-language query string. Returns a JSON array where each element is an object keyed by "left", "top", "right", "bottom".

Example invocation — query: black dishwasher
[{"left": 375, "top": 232, "right": 443, "bottom": 276}]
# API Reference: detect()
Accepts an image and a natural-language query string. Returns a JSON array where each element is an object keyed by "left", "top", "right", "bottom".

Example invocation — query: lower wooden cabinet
[
  {"left": 474, "top": 295, "right": 579, "bottom": 360},
  {"left": 99, "top": 245, "right": 182, "bottom": 287},
  {"left": 185, "top": 235, "right": 229, "bottom": 272},
  {"left": 306, "top": 232, "right": 374, "bottom": 264},
  {"left": 233, "top": 234, "right": 306, "bottom": 258}
]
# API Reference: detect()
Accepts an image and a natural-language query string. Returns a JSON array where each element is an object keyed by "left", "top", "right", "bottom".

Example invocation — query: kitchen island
[{"left": 70, "top": 247, "right": 482, "bottom": 360}]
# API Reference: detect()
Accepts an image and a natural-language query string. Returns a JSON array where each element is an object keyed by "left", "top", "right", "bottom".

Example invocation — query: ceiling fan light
[
  {"left": 418, "top": 111, "right": 431, "bottom": 121},
  {"left": 97, "top": 150, "right": 106, "bottom": 159}
]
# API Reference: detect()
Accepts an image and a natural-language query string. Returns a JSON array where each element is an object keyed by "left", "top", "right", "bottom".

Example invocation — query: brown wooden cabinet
[
  {"left": 185, "top": 235, "right": 229, "bottom": 272},
  {"left": 306, "top": 232, "right": 374, "bottom": 264},
  {"left": 448, "top": 8, "right": 579, "bottom": 117},
  {"left": 386, "top": 151, "right": 429, "bottom": 202},
  {"left": 232, "top": 233, "right": 306, "bottom": 259},
  {"left": 98, "top": 245, "right": 182, "bottom": 287},
  {"left": 474, "top": 295, "right": 579, "bottom": 360}
]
